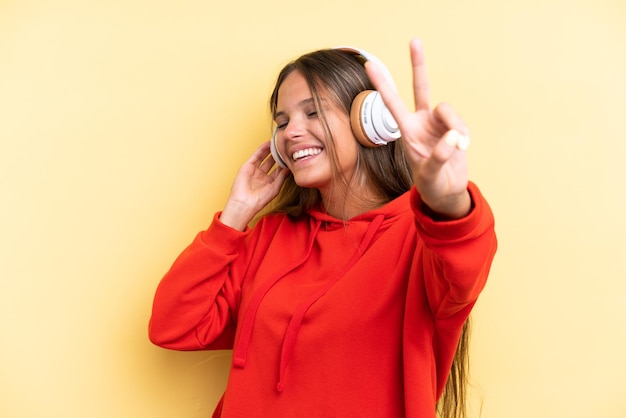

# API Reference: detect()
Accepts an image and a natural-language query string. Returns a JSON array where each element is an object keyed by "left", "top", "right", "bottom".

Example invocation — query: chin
[
  {"left": 292, "top": 174, "right": 326, "bottom": 190},
  {"left": 293, "top": 178, "right": 322, "bottom": 189},
  {"left": 291, "top": 165, "right": 331, "bottom": 190}
]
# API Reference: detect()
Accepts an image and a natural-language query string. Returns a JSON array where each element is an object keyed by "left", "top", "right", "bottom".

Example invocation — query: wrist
[
  {"left": 421, "top": 190, "right": 472, "bottom": 221},
  {"left": 220, "top": 199, "right": 257, "bottom": 231}
]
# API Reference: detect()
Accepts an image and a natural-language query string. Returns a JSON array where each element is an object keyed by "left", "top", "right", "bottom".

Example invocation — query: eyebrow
[{"left": 273, "top": 98, "right": 316, "bottom": 120}]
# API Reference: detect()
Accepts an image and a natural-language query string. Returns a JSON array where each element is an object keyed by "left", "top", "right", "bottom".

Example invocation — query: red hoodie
[{"left": 149, "top": 182, "right": 497, "bottom": 418}]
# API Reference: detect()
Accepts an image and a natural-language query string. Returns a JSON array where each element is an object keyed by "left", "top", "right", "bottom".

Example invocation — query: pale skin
[{"left": 219, "top": 39, "right": 472, "bottom": 231}]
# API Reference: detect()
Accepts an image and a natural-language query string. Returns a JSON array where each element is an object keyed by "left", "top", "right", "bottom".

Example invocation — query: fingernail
[
  {"left": 457, "top": 134, "right": 470, "bottom": 151},
  {"left": 445, "top": 130, "right": 470, "bottom": 151},
  {"left": 445, "top": 130, "right": 462, "bottom": 147}
]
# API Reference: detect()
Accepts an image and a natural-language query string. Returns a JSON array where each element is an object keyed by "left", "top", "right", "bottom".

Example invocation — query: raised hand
[
  {"left": 365, "top": 39, "right": 472, "bottom": 219},
  {"left": 220, "top": 141, "right": 289, "bottom": 231}
]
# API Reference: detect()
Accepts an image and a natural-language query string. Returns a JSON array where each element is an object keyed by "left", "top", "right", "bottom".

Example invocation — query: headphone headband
[{"left": 334, "top": 46, "right": 398, "bottom": 91}]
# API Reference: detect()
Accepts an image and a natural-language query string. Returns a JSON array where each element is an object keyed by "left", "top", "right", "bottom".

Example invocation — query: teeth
[{"left": 292, "top": 148, "right": 322, "bottom": 161}]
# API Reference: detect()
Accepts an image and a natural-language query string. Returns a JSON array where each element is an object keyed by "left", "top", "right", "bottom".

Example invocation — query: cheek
[{"left": 334, "top": 127, "right": 359, "bottom": 162}]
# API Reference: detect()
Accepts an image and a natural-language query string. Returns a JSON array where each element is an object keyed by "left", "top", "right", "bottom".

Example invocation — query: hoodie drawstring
[
  {"left": 275, "top": 214, "right": 385, "bottom": 392},
  {"left": 233, "top": 218, "right": 322, "bottom": 369}
]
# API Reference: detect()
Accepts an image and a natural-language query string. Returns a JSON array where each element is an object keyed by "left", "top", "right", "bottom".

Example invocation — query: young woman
[{"left": 149, "top": 39, "right": 497, "bottom": 418}]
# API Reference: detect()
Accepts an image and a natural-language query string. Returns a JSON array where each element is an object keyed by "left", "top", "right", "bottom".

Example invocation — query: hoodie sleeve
[
  {"left": 148, "top": 212, "right": 249, "bottom": 350},
  {"left": 411, "top": 181, "right": 497, "bottom": 322}
]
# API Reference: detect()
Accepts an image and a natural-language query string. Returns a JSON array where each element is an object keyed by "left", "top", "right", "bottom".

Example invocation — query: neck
[{"left": 319, "top": 180, "right": 385, "bottom": 220}]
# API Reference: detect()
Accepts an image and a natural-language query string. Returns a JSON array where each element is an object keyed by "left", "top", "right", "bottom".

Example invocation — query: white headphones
[{"left": 270, "top": 46, "right": 401, "bottom": 169}]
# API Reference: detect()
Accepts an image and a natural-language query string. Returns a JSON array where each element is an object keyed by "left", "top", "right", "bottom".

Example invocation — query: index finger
[
  {"left": 364, "top": 60, "right": 412, "bottom": 123},
  {"left": 246, "top": 141, "right": 272, "bottom": 165},
  {"left": 410, "top": 39, "right": 431, "bottom": 111}
]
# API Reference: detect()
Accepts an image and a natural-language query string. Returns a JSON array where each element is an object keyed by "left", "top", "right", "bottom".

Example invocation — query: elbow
[
  {"left": 148, "top": 315, "right": 205, "bottom": 350},
  {"left": 148, "top": 318, "right": 170, "bottom": 348},
  {"left": 148, "top": 315, "right": 184, "bottom": 349}
]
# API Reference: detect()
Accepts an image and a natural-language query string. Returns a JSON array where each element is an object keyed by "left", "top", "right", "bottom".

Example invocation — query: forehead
[
  {"left": 275, "top": 70, "right": 337, "bottom": 112},
  {"left": 277, "top": 71, "right": 311, "bottom": 102},
  {"left": 274, "top": 72, "right": 316, "bottom": 116}
]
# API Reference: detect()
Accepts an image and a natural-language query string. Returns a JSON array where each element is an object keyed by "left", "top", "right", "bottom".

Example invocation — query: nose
[
  {"left": 283, "top": 116, "right": 306, "bottom": 141},
  {"left": 276, "top": 119, "right": 305, "bottom": 161}
]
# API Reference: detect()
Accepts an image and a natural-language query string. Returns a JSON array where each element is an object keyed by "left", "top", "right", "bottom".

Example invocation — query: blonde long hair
[{"left": 268, "top": 48, "right": 471, "bottom": 418}]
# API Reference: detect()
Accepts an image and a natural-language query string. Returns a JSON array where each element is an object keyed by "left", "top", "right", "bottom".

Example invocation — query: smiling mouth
[{"left": 292, "top": 147, "right": 322, "bottom": 162}]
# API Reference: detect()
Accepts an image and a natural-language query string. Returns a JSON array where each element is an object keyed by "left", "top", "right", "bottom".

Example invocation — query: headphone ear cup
[
  {"left": 350, "top": 90, "right": 380, "bottom": 148},
  {"left": 270, "top": 129, "right": 288, "bottom": 169},
  {"left": 350, "top": 90, "right": 401, "bottom": 147}
]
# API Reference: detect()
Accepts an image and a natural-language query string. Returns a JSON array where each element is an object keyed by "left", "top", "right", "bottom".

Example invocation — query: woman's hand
[
  {"left": 366, "top": 39, "right": 472, "bottom": 219},
  {"left": 219, "top": 141, "right": 289, "bottom": 231}
]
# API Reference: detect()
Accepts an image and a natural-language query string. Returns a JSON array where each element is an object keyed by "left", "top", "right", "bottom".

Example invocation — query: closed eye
[{"left": 273, "top": 98, "right": 324, "bottom": 129}]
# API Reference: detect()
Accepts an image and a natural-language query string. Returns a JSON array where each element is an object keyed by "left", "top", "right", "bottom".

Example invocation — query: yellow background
[{"left": 1, "top": 0, "right": 625, "bottom": 417}]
